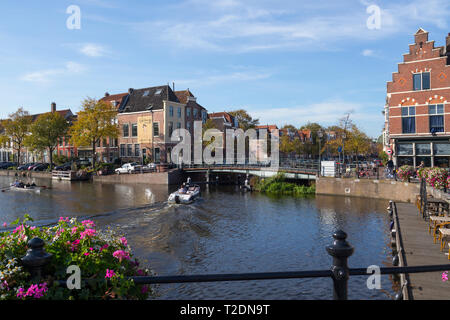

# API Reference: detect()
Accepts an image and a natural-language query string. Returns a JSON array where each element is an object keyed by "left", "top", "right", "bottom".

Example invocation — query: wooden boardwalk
[{"left": 396, "top": 202, "right": 450, "bottom": 300}]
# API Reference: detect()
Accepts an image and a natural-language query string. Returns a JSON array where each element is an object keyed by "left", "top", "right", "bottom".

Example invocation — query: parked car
[
  {"left": 0, "top": 162, "right": 14, "bottom": 169},
  {"left": 28, "top": 163, "right": 42, "bottom": 171},
  {"left": 18, "top": 163, "right": 35, "bottom": 171},
  {"left": 33, "top": 163, "right": 50, "bottom": 171},
  {"left": 54, "top": 162, "right": 72, "bottom": 171},
  {"left": 115, "top": 163, "right": 142, "bottom": 174},
  {"left": 143, "top": 163, "right": 157, "bottom": 172}
]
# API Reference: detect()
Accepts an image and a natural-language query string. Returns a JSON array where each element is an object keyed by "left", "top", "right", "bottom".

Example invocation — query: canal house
[{"left": 384, "top": 29, "right": 450, "bottom": 168}]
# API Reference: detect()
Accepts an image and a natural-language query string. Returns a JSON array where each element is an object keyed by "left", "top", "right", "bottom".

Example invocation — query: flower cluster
[
  {"left": 442, "top": 271, "right": 448, "bottom": 282},
  {"left": 397, "top": 165, "right": 414, "bottom": 182},
  {"left": 17, "top": 283, "right": 48, "bottom": 299},
  {"left": 425, "top": 167, "right": 448, "bottom": 190},
  {"left": 0, "top": 215, "right": 152, "bottom": 300}
]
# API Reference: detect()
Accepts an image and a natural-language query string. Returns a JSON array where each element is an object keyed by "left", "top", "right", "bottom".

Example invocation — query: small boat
[
  {"left": 8, "top": 182, "right": 45, "bottom": 193},
  {"left": 9, "top": 185, "right": 44, "bottom": 193},
  {"left": 168, "top": 184, "right": 201, "bottom": 204}
]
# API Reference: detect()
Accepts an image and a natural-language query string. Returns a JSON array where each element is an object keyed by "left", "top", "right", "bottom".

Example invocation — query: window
[
  {"left": 397, "top": 143, "right": 413, "bottom": 155},
  {"left": 177, "top": 122, "right": 181, "bottom": 129},
  {"left": 433, "top": 143, "right": 450, "bottom": 155},
  {"left": 134, "top": 144, "right": 140, "bottom": 157},
  {"left": 416, "top": 143, "right": 431, "bottom": 155},
  {"left": 153, "top": 122, "right": 159, "bottom": 137},
  {"left": 413, "top": 72, "right": 430, "bottom": 91},
  {"left": 132, "top": 123, "right": 138, "bottom": 137},
  {"left": 187, "top": 121, "right": 191, "bottom": 131},
  {"left": 177, "top": 107, "right": 181, "bottom": 118},
  {"left": 127, "top": 144, "right": 133, "bottom": 157},
  {"left": 202, "top": 110, "right": 207, "bottom": 123},
  {"left": 143, "top": 90, "right": 150, "bottom": 97},
  {"left": 168, "top": 122, "right": 173, "bottom": 137},
  {"left": 429, "top": 104, "right": 444, "bottom": 133},
  {"left": 154, "top": 148, "right": 160, "bottom": 163},
  {"left": 401, "top": 106, "right": 415, "bottom": 134},
  {"left": 120, "top": 144, "right": 126, "bottom": 157},
  {"left": 193, "top": 108, "right": 198, "bottom": 118},
  {"left": 169, "top": 106, "right": 174, "bottom": 117},
  {"left": 186, "top": 107, "right": 191, "bottom": 117},
  {"left": 123, "top": 124, "right": 129, "bottom": 137},
  {"left": 155, "top": 89, "right": 162, "bottom": 95}
]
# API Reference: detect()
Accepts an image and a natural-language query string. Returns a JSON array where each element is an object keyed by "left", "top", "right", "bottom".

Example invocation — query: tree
[
  {"left": 69, "top": 98, "right": 119, "bottom": 169},
  {"left": 1, "top": 108, "right": 32, "bottom": 165},
  {"left": 202, "top": 119, "right": 220, "bottom": 147},
  {"left": 228, "top": 109, "right": 259, "bottom": 130},
  {"left": 345, "top": 124, "right": 370, "bottom": 168},
  {"left": 25, "top": 112, "right": 69, "bottom": 170}
]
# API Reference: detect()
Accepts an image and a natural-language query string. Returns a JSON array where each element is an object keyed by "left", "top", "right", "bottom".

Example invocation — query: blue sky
[{"left": 1, "top": 0, "right": 449, "bottom": 138}]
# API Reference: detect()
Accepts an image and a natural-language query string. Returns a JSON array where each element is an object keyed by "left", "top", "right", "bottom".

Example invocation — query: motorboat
[{"left": 168, "top": 184, "right": 201, "bottom": 204}]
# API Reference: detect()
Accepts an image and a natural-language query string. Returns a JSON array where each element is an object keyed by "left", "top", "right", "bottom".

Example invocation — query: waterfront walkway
[{"left": 396, "top": 202, "right": 450, "bottom": 299}]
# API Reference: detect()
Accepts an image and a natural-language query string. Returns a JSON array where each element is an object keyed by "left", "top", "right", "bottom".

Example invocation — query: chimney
[
  {"left": 172, "top": 82, "right": 175, "bottom": 91},
  {"left": 105, "top": 92, "right": 110, "bottom": 97},
  {"left": 128, "top": 88, "right": 134, "bottom": 94},
  {"left": 446, "top": 33, "right": 450, "bottom": 54},
  {"left": 51, "top": 102, "right": 56, "bottom": 113}
]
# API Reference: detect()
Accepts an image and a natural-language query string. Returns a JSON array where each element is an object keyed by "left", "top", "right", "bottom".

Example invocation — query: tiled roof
[
  {"left": 174, "top": 90, "right": 195, "bottom": 104},
  {"left": 119, "top": 85, "right": 180, "bottom": 113},
  {"left": 101, "top": 93, "right": 128, "bottom": 106},
  {"left": 31, "top": 109, "right": 74, "bottom": 122},
  {"left": 255, "top": 124, "right": 278, "bottom": 131},
  {"left": 208, "top": 112, "right": 235, "bottom": 124}
]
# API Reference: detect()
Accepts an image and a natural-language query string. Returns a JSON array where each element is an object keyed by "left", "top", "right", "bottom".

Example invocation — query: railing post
[
  {"left": 21, "top": 238, "right": 52, "bottom": 281},
  {"left": 326, "top": 230, "right": 354, "bottom": 300}
]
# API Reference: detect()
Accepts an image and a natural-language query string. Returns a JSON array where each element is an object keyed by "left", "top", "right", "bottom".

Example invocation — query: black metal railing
[{"left": 20, "top": 201, "right": 450, "bottom": 300}]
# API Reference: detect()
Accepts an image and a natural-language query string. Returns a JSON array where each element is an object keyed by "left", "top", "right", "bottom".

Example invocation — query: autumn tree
[
  {"left": 228, "top": 109, "right": 259, "bottom": 130},
  {"left": 0, "top": 108, "right": 32, "bottom": 165},
  {"left": 69, "top": 98, "right": 119, "bottom": 169},
  {"left": 25, "top": 112, "right": 69, "bottom": 170}
]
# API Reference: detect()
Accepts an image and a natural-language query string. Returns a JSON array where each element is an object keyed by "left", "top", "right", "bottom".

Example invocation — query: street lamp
[{"left": 318, "top": 130, "right": 323, "bottom": 176}]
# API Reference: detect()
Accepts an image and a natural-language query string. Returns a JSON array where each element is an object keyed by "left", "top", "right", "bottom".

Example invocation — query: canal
[{"left": 0, "top": 176, "right": 396, "bottom": 299}]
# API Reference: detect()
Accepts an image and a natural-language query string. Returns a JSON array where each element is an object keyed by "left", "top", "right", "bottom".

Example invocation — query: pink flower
[
  {"left": 120, "top": 237, "right": 128, "bottom": 246},
  {"left": 2, "top": 223, "right": 6, "bottom": 227},
  {"left": 442, "top": 271, "right": 448, "bottom": 282},
  {"left": 113, "top": 250, "right": 130, "bottom": 261},
  {"left": 80, "top": 228, "right": 96, "bottom": 240},
  {"left": 81, "top": 220, "right": 96, "bottom": 228},
  {"left": 105, "top": 269, "right": 116, "bottom": 279}
]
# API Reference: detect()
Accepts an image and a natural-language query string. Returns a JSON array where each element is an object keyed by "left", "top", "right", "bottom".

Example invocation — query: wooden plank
[{"left": 396, "top": 203, "right": 450, "bottom": 300}]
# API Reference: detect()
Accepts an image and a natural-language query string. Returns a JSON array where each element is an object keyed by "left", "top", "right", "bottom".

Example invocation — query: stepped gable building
[{"left": 384, "top": 28, "right": 450, "bottom": 168}]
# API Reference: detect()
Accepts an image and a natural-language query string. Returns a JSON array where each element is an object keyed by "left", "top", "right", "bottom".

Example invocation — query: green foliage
[
  {"left": 253, "top": 173, "right": 315, "bottom": 196},
  {"left": 69, "top": 98, "right": 119, "bottom": 168},
  {"left": 26, "top": 112, "right": 69, "bottom": 169},
  {"left": 228, "top": 109, "right": 259, "bottom": 130},
  {"left": 0, "top": 216, "right": 152, "bottom": 300},
  {"left": 1, "top": 108, "right": 33, "bottom": 165}
]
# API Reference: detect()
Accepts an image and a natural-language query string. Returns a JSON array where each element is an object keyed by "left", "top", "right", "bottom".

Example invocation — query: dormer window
[
  {"left": 155, "top": 89, "right": 162, "bottom": 95},
  {"left": 413, "top": 72, "right": 430, "bottom": 91}
]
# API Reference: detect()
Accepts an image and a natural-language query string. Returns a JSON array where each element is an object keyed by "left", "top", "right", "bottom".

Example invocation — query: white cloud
[
  {"left": 79, "top": 43, "right": 108, "bottom": 57},
  {"left": 362, "top": 49, "right": 375, "bottom": 57},
  {"left": 133, "top": 0, "right": 450, "bottom": 53},
  {"left": 20, "top": 62, "right": 86, "bottom": 83}
]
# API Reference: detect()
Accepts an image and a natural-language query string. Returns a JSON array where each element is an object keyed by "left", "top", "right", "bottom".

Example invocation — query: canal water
[{"left": 0, "top": 176, "right": 396, "bottom": 300}]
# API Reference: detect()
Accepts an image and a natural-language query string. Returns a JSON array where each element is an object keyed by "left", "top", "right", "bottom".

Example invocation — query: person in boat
[
  {"left": 178, "top": 183, "right": 188, "bottom": 194},
  {"left": 13, "top": 180, "right": 25, "bottom": 188}
]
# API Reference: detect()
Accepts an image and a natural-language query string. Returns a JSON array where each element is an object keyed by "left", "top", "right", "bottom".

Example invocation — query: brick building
[
  {"left": 384, "top": 29, "right": 450, "bottom": 168},
  {"left": 112, "top": 85, "right": 208, "bottom": 164}
]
